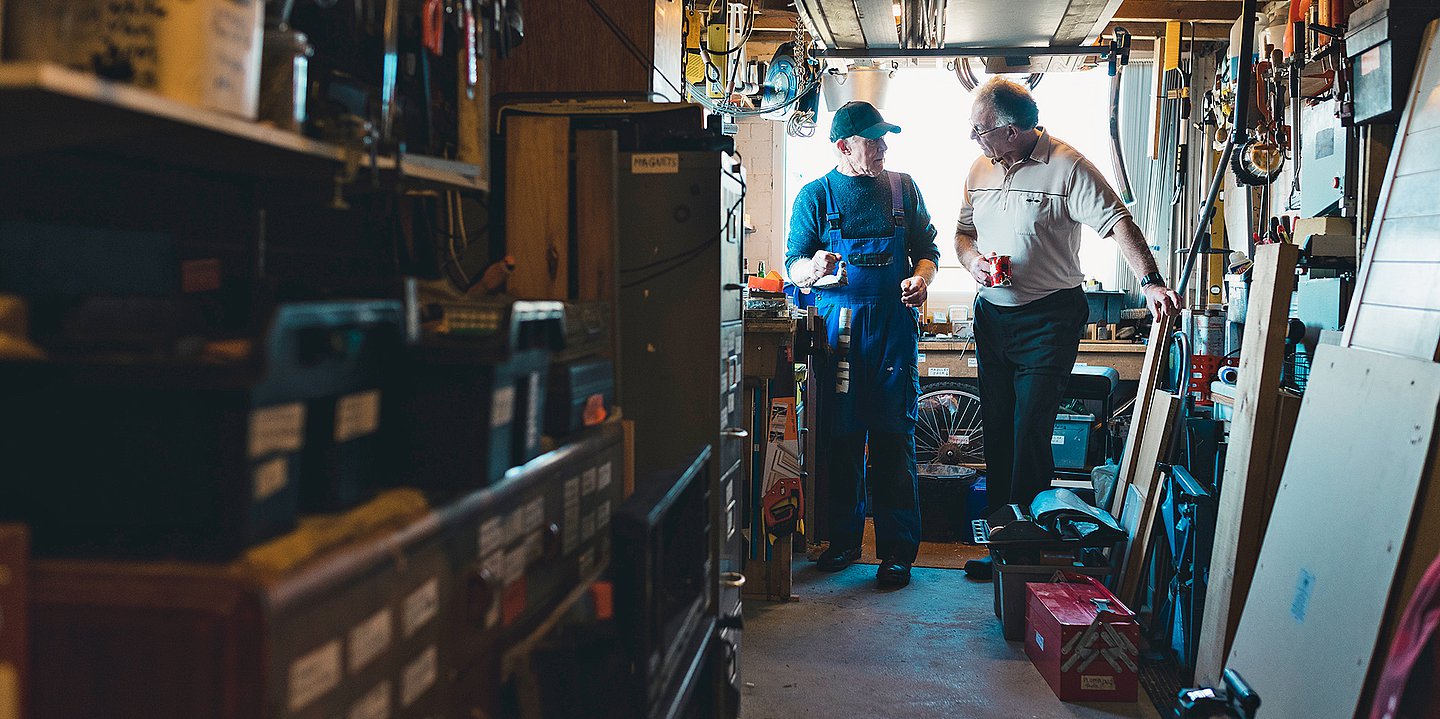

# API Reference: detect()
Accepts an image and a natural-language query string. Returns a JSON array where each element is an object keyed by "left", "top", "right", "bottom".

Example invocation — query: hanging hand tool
[
  {"left": 422, "top": 0, "right": 445, "bottom": 56},
  {"left": 463, "top": 0, "right": 480, "bottom": 99},
  {"left": 834, "top": 306, "right": 852, "bottom": 395},
  {"left": 379, "top": 0, "right": 400, "bottom": 142}
]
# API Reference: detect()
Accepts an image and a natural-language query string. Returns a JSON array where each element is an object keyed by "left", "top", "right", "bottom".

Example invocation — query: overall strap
[
  {"left": 822, "top": 176, "right": 842, "bottom": 232},
  {"left": 888, "top": 171, "right": 906, "bottom": 227}
]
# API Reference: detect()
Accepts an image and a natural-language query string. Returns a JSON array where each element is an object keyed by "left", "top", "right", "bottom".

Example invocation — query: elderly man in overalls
[{"left": 786, "top": 101, "right": 940, "bottom": 588}]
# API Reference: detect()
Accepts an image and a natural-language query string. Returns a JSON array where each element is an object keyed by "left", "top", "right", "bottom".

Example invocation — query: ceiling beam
[
  {"left": 1112, "top": 0, "right": 1241, "bottom": 23},
  {"left": 1105, "top": 21, "right": 1232, "bottom": 39},
  {"left": 753, "top": 11, "right": 803, "bottom": 31}
]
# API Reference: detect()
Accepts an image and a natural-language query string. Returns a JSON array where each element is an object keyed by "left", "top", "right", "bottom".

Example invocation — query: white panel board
[{"left": 1225, "top": 345, "right": 1440, "bottom": 719}]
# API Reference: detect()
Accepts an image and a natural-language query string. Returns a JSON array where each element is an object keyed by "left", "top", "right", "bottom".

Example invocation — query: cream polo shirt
[{"left": 957, "top": 129, "right": 1131, "bottom": 306}]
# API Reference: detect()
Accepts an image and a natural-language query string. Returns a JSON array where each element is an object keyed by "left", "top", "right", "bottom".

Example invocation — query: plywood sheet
[
  {"left": 1225, "top": 345, "right": 1440, "bottom": 719},
  {"left": 1116, "top": 390, "right": 1179, "bottom": 603},
  {"left": 1194, "top": 242, "right": 1298, "bottom": 685},
  {"left": 505, "top": 115, "right": 570, "bottom": 300},
  {"left": 1345, "top": 20, "right": 1440, "bottom": 359},
  {"left": 1109, "top": 314, "right": 1177, "bottom": 519},
  {"left": 574, "top": 130, "right": 618, "bottom": 303}
]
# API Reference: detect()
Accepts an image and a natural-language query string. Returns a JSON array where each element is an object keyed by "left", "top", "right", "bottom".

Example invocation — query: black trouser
[
  {"left": 824, "top": 429, "right": 920, "bottom": 564},
  {"left": 974, "top": 286, "right": 1088, "bottom": 514}
]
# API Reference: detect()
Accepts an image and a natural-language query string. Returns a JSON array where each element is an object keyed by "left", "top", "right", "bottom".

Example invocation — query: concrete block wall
[{"left": 734, "top": 117, "right": 788, "bottom": 277}]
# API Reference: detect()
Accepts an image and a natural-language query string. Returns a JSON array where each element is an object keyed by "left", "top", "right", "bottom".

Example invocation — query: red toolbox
[{"left": 1025, "top": 572, "right": 1139, "bottom": 703}]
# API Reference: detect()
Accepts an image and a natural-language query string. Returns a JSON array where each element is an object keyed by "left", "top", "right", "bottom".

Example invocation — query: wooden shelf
[{"left": 0, "top": 62, "right": 488, "bottom": 193}]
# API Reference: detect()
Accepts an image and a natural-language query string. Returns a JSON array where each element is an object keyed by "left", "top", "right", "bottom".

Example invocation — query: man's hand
[
  {"left": 900, "top": 276, "right": 928, "bottom": 307},
  {"left": 1142, "top": 283, "right": 1183, "bottom": 318},
  {"left": 812, "top": 250, "right": 842, "bottom": 279},
  {"left": 968, "top": 255, "right": 993, "bottom": 287}
]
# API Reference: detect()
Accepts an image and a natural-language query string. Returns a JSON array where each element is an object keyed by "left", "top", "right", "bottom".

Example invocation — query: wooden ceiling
[{"left": 762, "top": 0, "right": 1246, "bottom": 52}]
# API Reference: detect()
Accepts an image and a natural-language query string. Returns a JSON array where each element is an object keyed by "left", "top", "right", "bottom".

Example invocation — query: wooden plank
[
  {"left": 1375, "top": 169, "right": 1440, "bottom": 219},
  {"left": 1194, "top": 242, "right": 1299, "bottom": 687},
  {"left": 1369, "top": 215, "right": 1440, "bottom": 262},
  {"left": 1258, "top": 390, "right": 1302, "bottom": 531},
  {"left": 1355, "top": 261, "right": 1440, "bottom": 311},
  {"left": 1348, "top": 304, "right": 1440, "bottom": 360},
  {"left": 1109, "top": 314, "right": 1178, "bottom": 519},
  {"left": 1345, "top": 21, "right": 1440, "bottom": 349},
  {"left": 491, "top": 0, "right": 660, "bottom": 97},
  {"left": 574, "top": 130, "right": 619, "bottom": 303},
  {"left": 1363, "top": 424, "right": 1440, "bottom": 712},
  {"left": 1225, "top": 345, "right": 1440, "bottom": 719},
  {"left": 1103, "top": 21, "right": 1231, "bottom": 39},
  {"left": 1393, "top": 125, "right": 1440, "bottom": 177},
  {"left": 1111, "top": 0, "right": 1240, "bottom": 23},
  {"left": 1115, "top": 390, "right": 1179, "bottom": 603},
  {"left": 505, "top": 115, "right": 570, "bottom": 300}
]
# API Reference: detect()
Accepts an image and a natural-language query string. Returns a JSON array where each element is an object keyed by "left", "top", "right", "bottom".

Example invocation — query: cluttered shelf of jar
[{"left": 0, "top": 61, "right": 488, "bottom": 194}]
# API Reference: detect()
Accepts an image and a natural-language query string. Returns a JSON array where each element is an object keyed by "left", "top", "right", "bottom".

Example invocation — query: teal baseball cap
[{"left": 829, "top": 101, "right": 902, "bottom": 143}]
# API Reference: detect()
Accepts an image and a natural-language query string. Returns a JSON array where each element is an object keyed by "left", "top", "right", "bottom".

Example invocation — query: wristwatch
[{"left": 1139, "top": 272, "right": 1165, "bottom": 288}]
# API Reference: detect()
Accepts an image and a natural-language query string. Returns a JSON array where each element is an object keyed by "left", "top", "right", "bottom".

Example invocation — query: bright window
[{"left": 784, "top": 65, "right": 1125, "bottom": 306}]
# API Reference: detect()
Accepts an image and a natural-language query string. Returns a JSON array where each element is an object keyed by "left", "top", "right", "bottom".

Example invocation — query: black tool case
[
  {"left": 0, "top": 301, "right": 403, "bottom": 560},
  {"left": 383, "top": 299, "right": 563, "bottom": 492}
]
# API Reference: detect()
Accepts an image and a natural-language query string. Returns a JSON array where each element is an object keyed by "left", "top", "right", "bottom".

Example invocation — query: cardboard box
[
  {"left": 3, "top": 0, "right": 264, "bottom": 118},
  {"left": 1025, "top": 573, "right": 1139, "bottom": 703}
]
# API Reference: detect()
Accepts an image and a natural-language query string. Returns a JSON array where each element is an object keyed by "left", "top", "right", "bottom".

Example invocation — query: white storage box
[{"left": 3, "top": 0, "right": 264, "bottom": 119}]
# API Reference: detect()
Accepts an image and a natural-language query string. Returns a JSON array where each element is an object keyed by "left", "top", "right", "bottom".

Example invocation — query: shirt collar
[
  {"left": 1028, "top": 127, "right": 1052, "bottom": 164},
  {"left": 989, "top": 127, "right": 1051, "bottom": 168}
]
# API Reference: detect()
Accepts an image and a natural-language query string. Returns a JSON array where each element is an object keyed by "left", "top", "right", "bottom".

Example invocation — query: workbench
[
  {"left": 916, "top": 338, "right": 1148, "bottom": 382},
  {"left": 740, "top": 315, "right": 811, "bottom": 602}
]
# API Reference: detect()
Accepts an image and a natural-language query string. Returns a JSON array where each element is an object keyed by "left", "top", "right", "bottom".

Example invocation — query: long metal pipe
[
  {"left": 1109, "top": 60, "right": 1136, "bottom": 205},
  {"left": 815, "top": 45, "right": 1112, "bottom": 58},
  {"left": 1175, "top": 0, "right": 1257, "bottom": 296}
]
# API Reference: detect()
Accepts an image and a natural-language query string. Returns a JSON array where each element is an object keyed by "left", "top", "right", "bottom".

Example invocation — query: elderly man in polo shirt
[{"left": 956, "top": 78, "right": 1181, "bottom": 580}]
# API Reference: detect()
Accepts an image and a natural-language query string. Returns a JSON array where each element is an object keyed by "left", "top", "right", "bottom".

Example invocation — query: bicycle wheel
[{"left": 915, "top": 380, "right": 985, "bottom": 467}]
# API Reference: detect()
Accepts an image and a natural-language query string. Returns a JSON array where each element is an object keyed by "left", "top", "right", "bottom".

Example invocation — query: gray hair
[{"left": 974, "top": 77, "right": 1039, "bottom": 130}]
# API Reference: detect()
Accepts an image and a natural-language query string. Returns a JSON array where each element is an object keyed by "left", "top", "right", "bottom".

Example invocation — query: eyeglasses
[{"left": 970, "top": 123, "right": 1009, "bottom": 139}]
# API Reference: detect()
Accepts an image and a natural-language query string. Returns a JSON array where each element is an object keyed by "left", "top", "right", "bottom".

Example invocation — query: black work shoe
[
  {"left": 876, "top": 560, "right": 912, "bottom": 588},
  {"left": 816, "top": 545, "right": 861, "bottom": 572},
  {"left": 963, "top": 554, "right": 993, "bottom": 580}
]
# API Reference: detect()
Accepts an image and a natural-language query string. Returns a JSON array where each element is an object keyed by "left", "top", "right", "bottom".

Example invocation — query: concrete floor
[{"left": 740, "top": 560, "right": 1161, "bottom": 719}]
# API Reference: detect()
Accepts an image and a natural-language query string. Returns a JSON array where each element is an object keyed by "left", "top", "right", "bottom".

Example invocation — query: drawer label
[
  {"left": 927, "top": 367, "right": 951, "bottom": 377},
  {"left": 252, "top": 457, "right": 289, "bottom": 502},
  {"left": 288, "top": 640, "right": 341, "bottom": 712},
  {"left": 479, "top": 517, "right": 503, "bottom": 556},
  {"left": 336, "top": 390, "right": 382, "bottom": 443},
  {"left": 504, "top": 547, "right": 526, "bottom": 585},
  {"left": 968, "top": 357, "right": 978, "bottom": 367},
  {"left": 348, "top": 608, "right": 393, "bottom": 674},
  {"left": 504, "top": 510, "right": 525, "bottom": 546},
  {"left": 491, "top": 386, "right": 515, "bottom": 429},
  {"left": 349, "top": 681, "right": 391, "bottom": 719},
  {"left": 402, "top": 578, "right": 439, "bottom": 638},
  {"left": 631, "top": 153, "right": 680, "bottom": 174},
  {"left": 1081, "top": 675, "right": 1116, "bottom": 692},
  {"left": 522, "top": 531, "right": 544, "bottom": 564},
  {"left": 522, "top": 497, "right": 545, "bottom": 532},
  {"left": 1051, "top": 435, "right": 1065, "bottom": 445},
  {"left": 581, "top": 468, "right": 597, "bottom": 496},
  {"left": 249, "top": 403, "right": 305, "bottom": 459},
  {"left": 598, "top": 461, "right": 613, "bottom": 491},
  {"left": 401, "top": 646, "right": 437, "bottom": 707},
  {"left": 917, "top": 353, "right": 926, "bottom": 362}
]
